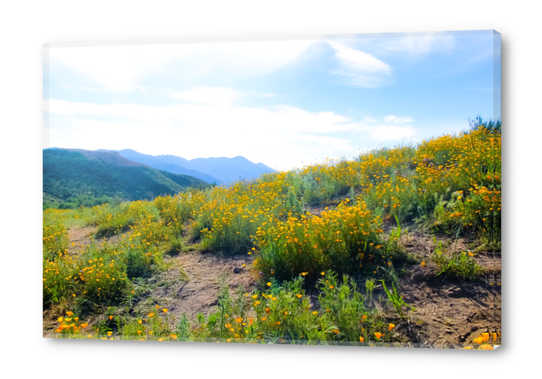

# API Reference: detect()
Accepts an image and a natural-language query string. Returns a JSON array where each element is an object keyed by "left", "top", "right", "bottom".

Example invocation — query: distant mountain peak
[
  {"left": 55, "top": 148, "right": 275, "bottom": 185},
  {"left": 43, "top": 148, "right": 210, "bottom": 205},
  {"left": 111, "top": 149, "right": 275, "bottom": 184}
]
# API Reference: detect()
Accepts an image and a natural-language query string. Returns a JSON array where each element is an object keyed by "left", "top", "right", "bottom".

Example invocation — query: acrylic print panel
[{"left": 43, "top": 30, "right": 501, "bottom": 349}]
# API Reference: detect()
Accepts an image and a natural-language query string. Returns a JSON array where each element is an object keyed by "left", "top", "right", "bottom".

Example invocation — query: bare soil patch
[
  {"left": 134, "top": 250, "right": 256, "bottom": 321},
  {"left": 66, "top": 225, "right": 128, "bottom": 254},
  {"left": 48, "top": 224, "right": 501, "bottom": 347},
  {"left": 397, "top": 267, "right": 501, "bottom": 347}
]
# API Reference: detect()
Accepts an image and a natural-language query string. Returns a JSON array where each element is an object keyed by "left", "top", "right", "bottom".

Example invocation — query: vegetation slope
[
  {"left": 43, "top": 149, "right": 209, "bottom": 209},
  {"left": 43, "top": 118, "right": 501, "bottom": 349}
]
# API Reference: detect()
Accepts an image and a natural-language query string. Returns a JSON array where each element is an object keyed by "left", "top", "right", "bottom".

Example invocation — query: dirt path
[
  {"left": 66, "top": 226, "right": 127, "bottom": 254},
  {"left": 397, "top": 264, "right": 501, "bottom": 347},
  {"left": 133, "top": 250, "right": 256, "bottom": 321},
  {"left": 389, "top": 229, "right": 502, "bottom": 347},
  {"left": 66, "top": 225, "right": 256, "bottom": 319},
  {"left": 66, "top": 226, "right": 96, "bottom": 253},
  {"left": 49, "top": 224, "right": 501, "bottom": 347}
]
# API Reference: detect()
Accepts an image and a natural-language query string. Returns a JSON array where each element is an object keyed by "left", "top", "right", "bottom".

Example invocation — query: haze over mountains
[
  {"left": 43, "top": 149, "right": 209, "bottom": 206},
  {"left": 43, "top": 148, "right": 276, "bottom": 208},
  {"left": 102, "top": 149, "right": 276, "bottom": 185}
]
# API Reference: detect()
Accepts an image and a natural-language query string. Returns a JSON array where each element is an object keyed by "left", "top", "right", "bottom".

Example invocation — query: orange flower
[
  {"left": 162, "top": 309, "right": 168, "bottom": 313},
  {"left": 333, "top": 329, "right": 340, "bottom": 334},
  {"left": 171, "top": 334, "right": 177, "bottom": 339},
  {"left": 388, "top": 323, "right": 395, "bottom": 331},
  {"left": 66, "top": 311, "right": 73, "bottom": 317},
  {"left": 479, "top": 344, "right": 494, "bottom": 350},
  {"left": 148, "top": 313, "right": 154, "bottom": 317},
  {"left": 296, "top": 294, "right": 302, "bottom": 298},
  {"left": 359, "top": 336, "right": 364, "bottom": 343},
  {"left": 374, "top": 332, "right": 384, "bottom": 339},
  {"left": 109, "top": 316, "right": 113, "bottom": 320},
  {"left": 261, "top": 316, "right": 267, "bottom": 321},
  {"left": 267, "top": 282, "right": 272, "bottom": 287},
  {"left": 235, "top": 317, "right": 243, "bottom": 323}
]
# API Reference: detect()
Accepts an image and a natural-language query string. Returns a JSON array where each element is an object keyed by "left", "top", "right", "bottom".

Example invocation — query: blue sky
[{"left": 44, "top": 30, "right": 500, "bottom": 171}]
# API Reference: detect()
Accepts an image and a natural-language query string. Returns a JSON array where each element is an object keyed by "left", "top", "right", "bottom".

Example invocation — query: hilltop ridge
[
  {"left": 43, "top": 148, "right": 209, "bottom": 208},
  {"left": 105, "top": 149, "right": 275, "bottom": 184}
]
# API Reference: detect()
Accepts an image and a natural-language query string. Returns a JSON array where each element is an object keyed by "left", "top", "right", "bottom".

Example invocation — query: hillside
[
  {"left": 113, "top": 149, "right": 222, "bottom": 185},
  {"left": 110, "top": 149, "right": 275, "bottom": 184},
  {"left": 43, "top": 120, "right": 501, "bottom": 349},
  {"left": 43, "top": 149, "right": 209, "bottom": 206},
  {"left": 188, "top": 156, "right": 275, "bottom": 183}
]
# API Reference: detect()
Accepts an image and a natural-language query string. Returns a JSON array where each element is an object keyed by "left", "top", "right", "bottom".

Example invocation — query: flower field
[{"left": 43, "top": 120, "right": 501, "bottom": 349}]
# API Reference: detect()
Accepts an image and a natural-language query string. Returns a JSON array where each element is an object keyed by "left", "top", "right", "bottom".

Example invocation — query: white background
[{"left": 0, "top": 0, "right": 538, "bottom": 377}]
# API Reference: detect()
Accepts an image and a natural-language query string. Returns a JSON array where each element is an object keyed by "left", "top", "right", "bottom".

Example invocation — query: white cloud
[
  {"left": 171, "top": 87, "right": 242, "bottom": 107},
  {"left": 366, "top": 124, "right": 417, "bottom": 141},
  {"left": 49, "top": 40, "right": 313, "bottom": 93},
  {"left": 46, "top": 92, "right": 418, "bottom": 170},
  {"left": 47, "top": 96, "right": 355, "bottom": 170},
  {"left": 327, "top": 40, "right": 391, "bottom": 88},
  {"left": 293, "top": 134, "right": 354, "bottom": 152},
  {"left": 352, "top": 115, "right": 417, "bottom": 141},
  {"left": 62, "top": 85, "right": 101, "bottom": 92},
  {"left": 384, "top": 115, "right": 414, "bottom": 124},
  {"left": 381, "top": 34, "right": 455, "bottom": 55}
]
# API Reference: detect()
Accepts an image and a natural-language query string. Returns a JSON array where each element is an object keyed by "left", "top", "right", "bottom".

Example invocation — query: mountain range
[
  {"left": 43, "top": 149, "right": 209, "bottom": 206},
  {"left": 103, "top": 149, "right": 276, "bottom": 185},
  {"left": 43, "top": 148, "right": 276, "bottom": 208}
]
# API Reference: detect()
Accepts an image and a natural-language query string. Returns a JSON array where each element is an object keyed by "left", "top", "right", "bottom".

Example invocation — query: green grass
[
  {"left": 45, "top": 118, "right": 501, "bottom": 346},
  {"left": 43, "top": 149, "right": 210, "bottom": 205},
  {"left": 431, "top": 240, "right": 485, "bottom": 281}
]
